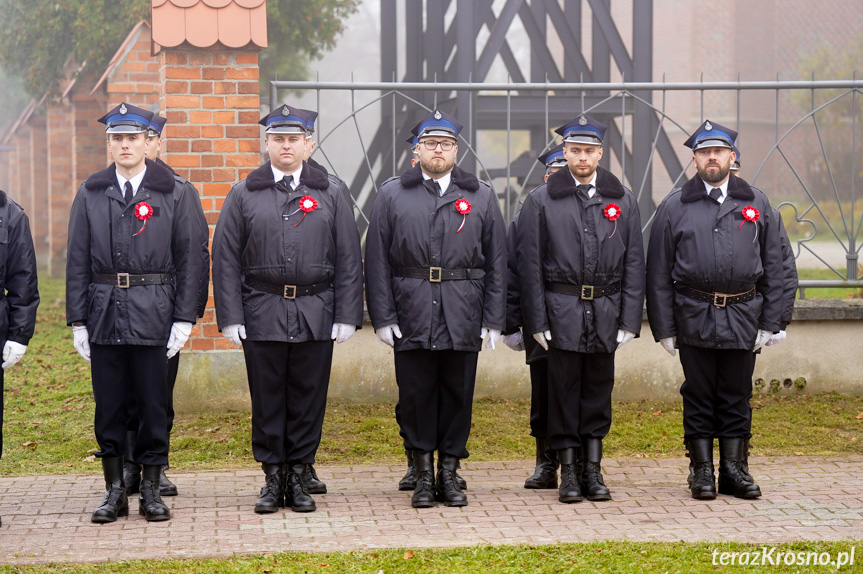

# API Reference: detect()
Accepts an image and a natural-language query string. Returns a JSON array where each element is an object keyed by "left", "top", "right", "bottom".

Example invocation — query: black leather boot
[
  {"left": 399, "top": 449, "right": 418, "bottom": 491},
  {"left": 123, "top": 431, "right": 141, "bottom": 495},
  {"left": 581, "top": 438, "right": 611, "bottom": 501},
  {"left": 718, "top": 438, "right": 762, "bottom": 499},
  {"left": 286, "top": 464, "right": 317, "bottom": 512},
  {"left": 159, "top": 465, "right": 178, "bottom": 497},
  {"left": 435, "top": 454, "right": 468, "bottom": 507},
  {"left": 91, "top": 456, "right": 129, "bottom": 523},
  {"left": 685, "top": 438, "right": 717, "bottom": 500},
  {"left": 455, "top": 461, "right": 467, "bottom": 491},
  {"left": 139, "top": 465, "right": 171, "bottom": 521},
  {"left": 524, "top": 437, "right": 559, "bottom": 489},
  {"left": 254, "top": 463, "right": 285, "bottom": 514},
  {"left": 302, "top": 464, "right": 327, "bottom": 494},
  {"left": 557, "top": 447, "right": 583, "bottom": 503},
  {"left": 411, "top": 451, "right": 436, "bottom": 508}
]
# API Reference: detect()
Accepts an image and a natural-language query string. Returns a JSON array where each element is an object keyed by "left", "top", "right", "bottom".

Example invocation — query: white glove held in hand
[
  {"left": 2, "top": 341, "right": 27, "bottom": 369},
  {"left": 481, "top": 327, "right": 501, "bottom": 350},
  {"left": 616, "top": 329, "right": 636, "bottom": 349},
  {"left": 765, "top": 330, "right": 786, "bottom": 347},
  {"left": 375, "top": 324, "right": 402, "bottom": 347},
  {"left": 660, "top": 336, "right": 677, "bottom": 357},
  {"left": 331, "top": 323, "right": 357, "bottom": 344},
  {"left": 501, "top": 331, "right": 525, "bottom": 352},
  {"left": 167, "top": 321, "right": 193, "bottom": 358},
  {"left": 72, "top": 325, "right": 91, "bottom": 363},
  {"left": 752, "top": 329, "right": 772, "bottom": 352},
  {"left": 533, "top": 330, "right": 552, "bottom": 351},
  {"left": 223, "top": 324, "right": 246, "bottom": 348}
]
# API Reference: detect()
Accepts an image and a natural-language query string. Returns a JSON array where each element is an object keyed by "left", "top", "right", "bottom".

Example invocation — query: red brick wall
[
  {"left": 106, "top": 25, "right": 160, "bottom": 111},
  {"left": 159, "top": 49, "right": 262, "bottom": 351}
]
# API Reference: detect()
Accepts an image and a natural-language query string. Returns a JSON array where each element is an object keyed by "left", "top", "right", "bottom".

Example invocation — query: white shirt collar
[
  {"left": 421, "top": 171, "right": 452, "bottom": 196},
  {"left": 571, "top": 171, "right": 598, "bottom": 198},
  {"left": 116, "top": 167, "right": 146, "bottom": 198},
  {"left": 701, "top": 178, "right": 729, "bottom": 203},
  {"left": 272, "top": 163, "right": 302, "bottom": 190}
]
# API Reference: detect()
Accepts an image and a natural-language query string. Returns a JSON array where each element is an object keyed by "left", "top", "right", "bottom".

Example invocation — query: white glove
[
  {"left": 660, "top": 336, "right": 676, "bottom": 357},
  {"left": 166, "top": 321, "right": 193, "bottom": 358},
  {"left": 331, "top": 323, "right": 357, "bottom": 344},
  {"left": 752, "top": 329, "right": 772, "bottom": 352},
  {"left": 481, "top": 327, "right": 501, "bottom": 350},
  {"left": 501, "top": 331, "right": 525, "bottom": 352},
  {"left": 73, "top": 325, "right": 91, "bottom": 363},
  {"left": 2, "top": 341, "right": 27, "bottom": 370},
  {"left": 375, "top": 324, "right": 402, "bottom": 347},
  {"left": 616, "top": 329, "right": 636, "bottom": 349},
  {"left": 533, "top": 330, "right": 552, "bottom": 351},
  {"left": 765, "top": 330, "right": 786, "bottom": 347},
  {"left": 223, "top": 323, "right": 246, "bottom": 348}
]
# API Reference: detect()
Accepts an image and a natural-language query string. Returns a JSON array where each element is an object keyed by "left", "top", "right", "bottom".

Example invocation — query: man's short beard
[
  {"left": 420, "top": 156, "right": 455, "bottom": 176},
  {"left": 698, "top": 163, "right": 729, "bottom": 184}
]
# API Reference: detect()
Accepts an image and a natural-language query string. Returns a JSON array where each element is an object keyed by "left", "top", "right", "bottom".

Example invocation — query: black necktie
[
  {"left": 282, "top": 175, "right": 294, "bottom": 190},
  {"left": 124, "top": 181, "right": 133, "bottom": 205},
  {"left": 709, "top": 187, "right": 722, "bottom": 203},
  {"left": 424, "top": 179, "right": 441, "bottom": 195},
  {"left": 576, "top": 184, "right": 592, "bottom": 199}
]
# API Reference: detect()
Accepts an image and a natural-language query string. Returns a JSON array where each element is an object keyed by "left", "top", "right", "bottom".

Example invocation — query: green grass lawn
[{"left": 797, "top": 267, "right": 863, "bottom": 298}]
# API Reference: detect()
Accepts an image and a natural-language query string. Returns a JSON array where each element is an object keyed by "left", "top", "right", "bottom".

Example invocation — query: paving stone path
[{"left": 1, "top": 456, "right": 861, "bottom": 565}]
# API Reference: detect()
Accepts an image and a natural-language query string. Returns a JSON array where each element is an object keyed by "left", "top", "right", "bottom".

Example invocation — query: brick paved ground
[{"left": 1, "top": 456, "right": 861, "bottom": 565}]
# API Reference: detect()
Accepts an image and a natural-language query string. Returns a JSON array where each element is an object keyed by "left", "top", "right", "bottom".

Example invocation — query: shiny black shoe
[
  {"left": 139, "top": 465, "right": 171, "bottom": 521},
  {"left": 254, "top": 463, "right": 285, "bottom": 514},
  {"left": 434, "top": 454, "right": 468, "bottom": 507},
  {"left": 685, "top": 438, "right": 717, "bottom": 500},
  {"left": 557, "top": 448, "right": 583, "bottom": 503},
  {"left": 92, "top": 457, "right": 129, "bottom": 523},
  {"left": 286, "top": 464, "right": 316, "bottom": 512},
  {"left": 159, "top": 466, "right": 178, "bottom": 497},
  {"left": 399, "top": 449, "right": 418, "bottom": 491},
  {"left": 524, "top": 438, "right": 559, "bottom": 489},
  {"left": 411, "top": 451, "right": 436, "bottom": 508},
  {"left": 718, "top": 438, "right": 762, "bottom": 499},
  {"left": 302, "top": 464, "right": 327, "bottom": 494}
]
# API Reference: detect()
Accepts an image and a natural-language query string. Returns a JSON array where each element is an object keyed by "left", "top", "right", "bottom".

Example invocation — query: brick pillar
[
  {"left": 159, "top": 50, "right": 261, "bottom": 352},
  {"left": 46, "top": 103, "right": 76, "bottom": 277}
]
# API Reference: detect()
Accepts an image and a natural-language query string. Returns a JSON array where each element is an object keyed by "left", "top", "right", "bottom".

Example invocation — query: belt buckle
[
  {"left": 581, "top": 285, "right": 594, "bottom": 300},
  {"left": 283, "top": 284, "right": 297, "bottom": 299},
  {"left": 713, "top": 293, "right": 727, "bottom": 307},
  {"left": 117, "top": 273, "right": 130, "bottom": 289},
  {"left": 429, "top": 267, "right": 442, "bottom": 282}
]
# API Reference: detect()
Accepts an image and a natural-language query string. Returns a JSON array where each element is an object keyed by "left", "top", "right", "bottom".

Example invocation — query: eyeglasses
[{"left": 420, "top": 139, "right": 455, "bottom": 151}]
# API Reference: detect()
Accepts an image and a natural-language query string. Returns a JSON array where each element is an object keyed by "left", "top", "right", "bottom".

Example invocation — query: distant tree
[{"left": 0, "top": 0, "right": 359, "bottom": 98}]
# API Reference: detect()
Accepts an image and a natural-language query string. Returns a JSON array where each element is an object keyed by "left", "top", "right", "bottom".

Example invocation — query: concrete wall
[{"left": 173, "top": 300, "right": 863, "bottom": 413}]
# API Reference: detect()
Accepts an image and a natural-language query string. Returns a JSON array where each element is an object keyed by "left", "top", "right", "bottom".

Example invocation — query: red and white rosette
[
  {"left": 287, "top": 195, "right": 318, "bottom": 227},
  {"left": 603, "top": 203, "right": 621, "bottom": 238},
  {"left": 740, "top": 205, "right": 760, "bottom": 241},
  {"left": 132, "top": 201, "right": 153, "bottom": 236},
  {"left": 455, "top": 198, "right": 471, "bottom": 234}
]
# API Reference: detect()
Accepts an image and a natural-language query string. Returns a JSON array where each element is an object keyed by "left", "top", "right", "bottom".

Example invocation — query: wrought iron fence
[{"left": 270, "top": 78, "right": 863, "bottom": 295}]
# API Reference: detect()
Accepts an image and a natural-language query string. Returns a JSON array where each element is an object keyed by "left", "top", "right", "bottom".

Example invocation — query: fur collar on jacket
[
  {"left": 83, "top": 159, "right": 176, "bottom": 193},
  {"left": 245, "top": 161, "right": 330, "bottom": 192},
  {"left": 398, "top": 163, "right": 480, "bottom": 192},
  {"left": 680, "top": 173, "right": 755, "bottom": 203},
  {"left": 546, "top": 165, "right": 625, "bottom": 200},
  {"left": 0, "top": 189, "right": 6, "bottom": 207}
]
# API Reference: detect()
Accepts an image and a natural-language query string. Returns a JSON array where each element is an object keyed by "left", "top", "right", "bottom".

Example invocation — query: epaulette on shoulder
[
  {"left": 380, "top": 175, "right": 399, "bottom": 186},
  {"left": 173, "top": 174, "right": 188, "bottom": 184}
]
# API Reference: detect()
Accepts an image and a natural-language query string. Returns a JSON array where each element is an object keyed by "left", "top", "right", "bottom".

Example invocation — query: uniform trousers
[
  {"left": 678, "top": 343, "right": 756, "bottom": 439},
  {"left": 0, "top": 367, "right": 4, "bottom": 457},
  {"left": 546, "top": 347, "right": 615, "bottom": 451},
  {"left": 242, "top": 339, "right": 333, "bottom": 465},
  {"left": 91, "top": 344, "right": 169, "bottom": 465},
  {"left": 394, "top": 349, "right": 478, "bottom": 459},
  {"left": 528, "top": 358, "right": 549, "bottom": 438},
  {"left": 127, "top": 350, "right": 179, "bottom": 438}
]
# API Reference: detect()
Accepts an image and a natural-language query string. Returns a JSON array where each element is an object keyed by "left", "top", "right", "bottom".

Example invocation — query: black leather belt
[
  {"left": 394, "top": 266, "right": 485, "bottom": 282},
  {"left": 93, "top": 273, "right": 174, "bottom": 288},
  {"left": 676, "top": 285, "right": 756, "bottom": 308},
  {"left": 545, "top": 281, "right": 621, "bottom": 300},
  {"left": 245, "top": 278, "right": 331, "bottom": 300}
]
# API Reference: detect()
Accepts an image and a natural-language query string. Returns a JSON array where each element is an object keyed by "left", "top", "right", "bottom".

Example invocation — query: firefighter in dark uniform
[
  {"left": 0, "top": 188, "right": 40, "bottom": 528},
  {"left": 67, "top": 102, "right": 202, "bottom": 523},
  {"left": 212, "top": 104, "right": 363, "bottom": 514},
  {"left": 501, "top": 144, "right": 567, "bottom": 490},
  {"left": 365, "top": 110, "right": 506, "bottom": 508},
  {"left": 517, "top": 115, "right": 645, "bottom": 504},
  {"left": 123, "top": 113, "right": 210, "bottom": 498},
  {"left": 646, "top": 121, "right": 784, "bottom": 500}
]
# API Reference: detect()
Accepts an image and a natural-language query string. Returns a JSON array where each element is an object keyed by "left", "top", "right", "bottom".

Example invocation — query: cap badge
[
  {"left": 434, "top": 110, "right": 442, "bottom": 120},
  {"left": 705, "top": 121, "right": 713, "bottom": 131},
  {"left": 578, "top": 115, "right": 587, "bottom": 126},
  {"left": 119, "top": 104, "right": 127, "bottom": 115},
  {"left": 282, "top": 105, "right": 290, "bottom": 116}
]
